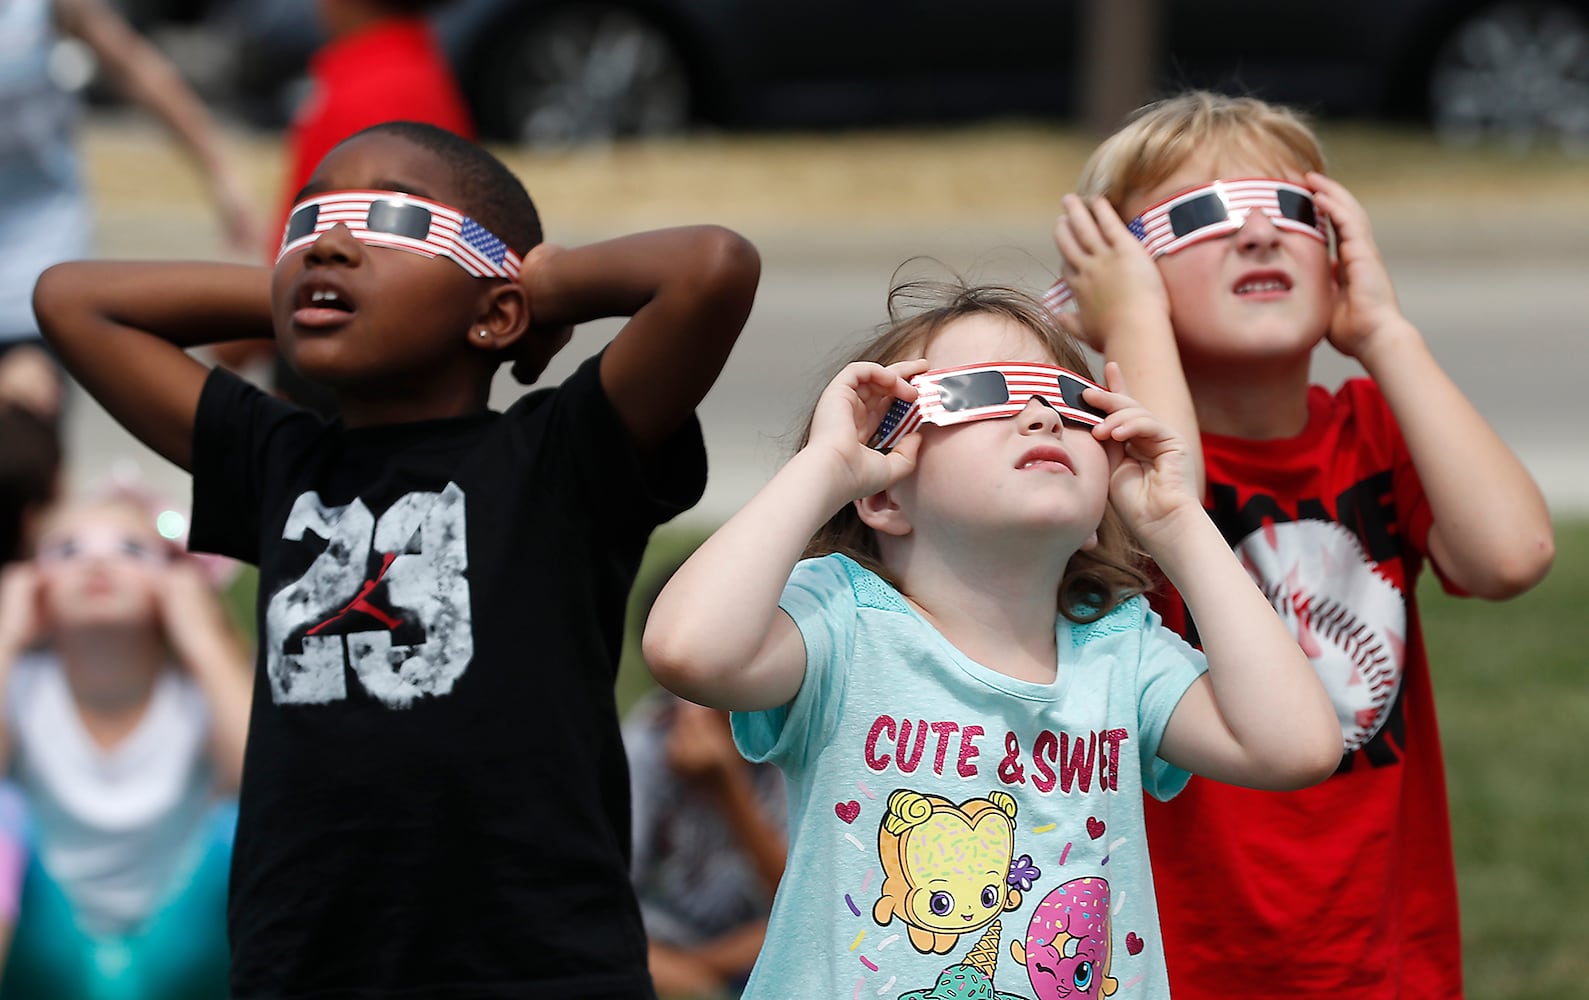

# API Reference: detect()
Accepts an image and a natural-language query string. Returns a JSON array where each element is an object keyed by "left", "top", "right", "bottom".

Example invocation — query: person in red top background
[{"left": 217, "top": 0, "right": 475, "bottom": 415}]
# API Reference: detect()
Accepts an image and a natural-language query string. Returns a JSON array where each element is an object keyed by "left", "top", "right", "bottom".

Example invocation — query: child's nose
[
  {"left": 1020, "top": 397, "right": 1062, "bottom": 432},
  {"left": 304, "top": 223, "right": 362, "bottom": 264},
  {"left": 1235, "top": 210, "right": 1283, "bottom": 251}
]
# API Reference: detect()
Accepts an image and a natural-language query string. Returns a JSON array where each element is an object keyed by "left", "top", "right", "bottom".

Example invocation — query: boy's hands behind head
[
  {"left": 510, "top": 243, "right": 576, "bottom": 385},
  {"left": 1052, "top": 195, "right": 1169, "bottom": 352},
  {"left": 1308, "top": 173, "right": 1413, "bottom": 362}
]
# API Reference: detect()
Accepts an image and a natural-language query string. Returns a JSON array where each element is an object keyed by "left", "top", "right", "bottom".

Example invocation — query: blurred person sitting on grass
[
  {"left": 0, "top": 489, "right": 251, "bottom": 1000},
  {"left": 1, "top": 0, "right": 264, "bottom": 417},
  {"left": 213, "top": 0, "right": 475, "bottom": 418},
  {"left": 625, "top": 688, "right": 786, "bottom": 999}
]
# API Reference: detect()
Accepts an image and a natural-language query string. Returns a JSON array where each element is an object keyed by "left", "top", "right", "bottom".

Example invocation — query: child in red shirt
[{"left": 1048, "top": 90, "right": 1554, "bottom": 998}]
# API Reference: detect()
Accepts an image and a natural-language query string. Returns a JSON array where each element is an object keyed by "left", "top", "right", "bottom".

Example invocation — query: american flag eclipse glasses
[
  {"left": 1045, "top": 177, "right": 1327, "bottom": 311},
  {"left": 277, "top": 190, "right": 523, "bottom": 281},
  {"left": 869, "top": 363, "right": 1108, "bottom": 452}
]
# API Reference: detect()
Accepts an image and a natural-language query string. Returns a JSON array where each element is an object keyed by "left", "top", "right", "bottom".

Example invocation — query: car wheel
[
  {"left": 471, "top": 4, "right": 691, "bottom": 145},
  {"left": 1427, "top": 1, "right": 1589, "bottom": 150}
]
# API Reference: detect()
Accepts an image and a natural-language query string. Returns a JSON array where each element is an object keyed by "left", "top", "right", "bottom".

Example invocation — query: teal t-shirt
[{"left": 732, "top": 554, "right": 1207, "bottom": 999}]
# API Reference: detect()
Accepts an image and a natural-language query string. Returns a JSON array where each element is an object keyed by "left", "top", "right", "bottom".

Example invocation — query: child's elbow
[
  {"left": 31, "top": 263, "right": 80, "bottom": 339},
  {"left": 640, "top": 623, "right": 711, "bottom": 699},
  {"left": 1264, "top": 722, "right": 1343, "bottom": 791},
  {"left": 694, "top": 227, "right": 762, "bottom": 297},
  {"left": 1471, "top": 533, "right": 1556, "bottom": 600}
]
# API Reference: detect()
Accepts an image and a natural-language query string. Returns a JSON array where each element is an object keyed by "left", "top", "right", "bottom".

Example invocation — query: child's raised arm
[
  {"left": 518, "top": 226, "right": 760, "bottom": 450},
  {"left": 1054, "top": 194, "right": 1204, "bottom": 493},
  {"left": 643, "top": 361, "right": 924, "bottom": 712},
  {"left": 1309, "top": 173, "right": 1554, "bottom": 598},
  {"left": 1091, "top": 365, "right": 1340, "bottom": 789},
  {"left": 32, "top": 261, "right": 273, "bottom": 472}
]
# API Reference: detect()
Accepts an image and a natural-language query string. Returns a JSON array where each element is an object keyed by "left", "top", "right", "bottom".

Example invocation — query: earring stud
[{"left": 477, "top": 329, "right": 488, "bottom": 339}]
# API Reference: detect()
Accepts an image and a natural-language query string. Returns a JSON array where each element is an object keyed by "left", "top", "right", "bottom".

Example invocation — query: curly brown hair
[{"left": 799, "top": 276, "right": 1150, "bottom": 623}]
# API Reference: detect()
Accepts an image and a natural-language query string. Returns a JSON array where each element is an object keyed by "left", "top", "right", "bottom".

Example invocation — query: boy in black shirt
[{"left": 32, "top": 121, "right": 761, "bottom": 999}]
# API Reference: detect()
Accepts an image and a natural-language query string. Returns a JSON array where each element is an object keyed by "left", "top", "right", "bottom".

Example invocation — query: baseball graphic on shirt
[{"left": 1235, "top": 519, "right": 1406, "bottom": 753}]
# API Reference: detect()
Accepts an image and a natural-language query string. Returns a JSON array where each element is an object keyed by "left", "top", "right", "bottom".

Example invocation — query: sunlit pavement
[{"left": 65, "top": 114, "right": 1589, "bottom": 526}]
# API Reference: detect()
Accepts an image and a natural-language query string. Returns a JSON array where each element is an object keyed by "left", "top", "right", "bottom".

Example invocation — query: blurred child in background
[{"left": 0, "top": 489, "right": 251, "bottom": 1000}]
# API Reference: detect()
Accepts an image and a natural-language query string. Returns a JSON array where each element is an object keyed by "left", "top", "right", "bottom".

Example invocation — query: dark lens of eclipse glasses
[
  {"left": 366, "top": 200, "right": 433, "bottom": 239},
  {"left": 936, "top": 370, "right": 1011, "bottom": 412},
  {"left": 283, "top": 199, "right": 435, "bottom": 246},
  {"left": 1276, "top": 188, "right": 1316, "bottom": 227},
  {"left": 1166, "top": 192, "right": 1232, "bottom": 238},
  {"left": 284, "top": 204, "right": 320, "bottom": 244}
]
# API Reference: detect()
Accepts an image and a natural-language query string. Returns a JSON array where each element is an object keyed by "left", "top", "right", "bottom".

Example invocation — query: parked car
[{"left": 193, "top": 0, "right": 1589, "bottom": 148}]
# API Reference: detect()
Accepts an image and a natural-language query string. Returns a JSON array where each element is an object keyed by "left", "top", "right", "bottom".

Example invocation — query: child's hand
[
  {"left": 0, "top": 563, "right": 48, "bottom": 655},
  {"left": 1308, "top": 172, "right": 1409, "bottom": 360},
  {"left": 665, "top": 702, "right": 740, "bottom": 786},
  {"left": 156, "top": 558, "right": 235, "bottom": 664},
  {"left": 1087, "top": 362, "right": 1201, "bottom": 548},
  {"left": 807, "top": 359, "right": 928, "bottom": 502},
  {"left": 512, "top": 243, "right": 576, "bottom": 385},
  {"left": 1051, "top": 194, "right": 1169, "bottom": 351}
]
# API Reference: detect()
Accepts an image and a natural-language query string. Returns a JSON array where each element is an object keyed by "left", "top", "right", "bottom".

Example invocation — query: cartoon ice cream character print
[
  {"left": 897, "top": 919, "right": 1030, "bottom": 1000},
  {"left": 1011, "top": 877, "right": 1117, "bottom": 999},
  {"left": 874, "top": 789, "right": 1024, "bottom": 955}
]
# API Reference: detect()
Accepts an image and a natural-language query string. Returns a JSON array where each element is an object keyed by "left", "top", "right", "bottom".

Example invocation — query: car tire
[
  {"left": 468, "top": 3, "right": 692, "bottom": 145},
  {"left": 1427, "top": 0, "right": 1589, "bottom": 151}
]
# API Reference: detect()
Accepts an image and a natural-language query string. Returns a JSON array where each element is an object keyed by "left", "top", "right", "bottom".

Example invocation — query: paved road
[{"left": 62, "top": 121, "right": 1589, "bottom": 528}]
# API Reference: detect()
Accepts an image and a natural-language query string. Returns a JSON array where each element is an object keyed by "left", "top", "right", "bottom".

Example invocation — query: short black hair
[
  {"left": 346, "top": 120, "right": 543, "bottom": 255},
  {"left": 0, "top": 403, "right": 61, "bottom": 564}
]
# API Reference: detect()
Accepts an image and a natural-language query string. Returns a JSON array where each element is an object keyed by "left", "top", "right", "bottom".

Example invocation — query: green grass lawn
[
  {"left": 1423, "top": 518, "right": 1589, "bottom": 998},
  {"left": 617, "top": 517, "right": 1589, "bottom": 998}
]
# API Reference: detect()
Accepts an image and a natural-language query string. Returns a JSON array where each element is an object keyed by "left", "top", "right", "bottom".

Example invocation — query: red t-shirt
[
  {"left": 1146, "top": 379, "right": 1464, "bottom": 999},
  {"left": 270, "top": 18, "right": 476, "bottom": 258}
]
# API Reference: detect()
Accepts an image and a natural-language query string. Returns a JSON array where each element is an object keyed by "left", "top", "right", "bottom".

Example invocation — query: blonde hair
[
  {"left": 801, "top": 277, "right": 1149, "bottom": 623},
  {"left": 1078, "top": 90, "right": 1327, "bottom": 212}
]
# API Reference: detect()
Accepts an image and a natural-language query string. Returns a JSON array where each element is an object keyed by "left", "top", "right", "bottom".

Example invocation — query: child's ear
[
  {"left": 469, "top": 280, "right": 530, "bottom": 352},
  {"left": 855, "top": 490, "right": 912, "bottom": 537}
]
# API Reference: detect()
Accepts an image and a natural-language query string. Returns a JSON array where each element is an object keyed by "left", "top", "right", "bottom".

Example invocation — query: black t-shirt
[{"left": 190, "top": 354, "right": 704, "bottom": 999}]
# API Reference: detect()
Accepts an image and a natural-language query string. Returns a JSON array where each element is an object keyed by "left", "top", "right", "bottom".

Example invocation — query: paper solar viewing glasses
[
  {"left": 868, "top": 363, "right": 1108, "bottom": 452},
  {"left": 1045, "top": 177, "right": 1328, "bottom": 311},
  {"left": 277, "top": 190, "right": 523, "bottom": 281}
]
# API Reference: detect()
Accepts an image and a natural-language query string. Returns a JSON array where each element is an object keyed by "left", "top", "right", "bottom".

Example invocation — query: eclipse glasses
[
  {"left": 1045, "top": 177, "right": 1327, "bottom": 311},
  {"left": 277, "top": 190, "right": 522, "bottom": 281},
  {"left": 869, "top": 363, "right": 1107, "bottom": 452}
]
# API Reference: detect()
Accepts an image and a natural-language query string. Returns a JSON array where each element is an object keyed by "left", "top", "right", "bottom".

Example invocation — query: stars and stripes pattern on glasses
[
  {"left": 870, "top": 363, "right": 1106, "bottom": 451},
  {"left": 276, "top": 190, "right": 523, "bottom": 280},
  {"left": 1043, "top": 177, "right": 1327, "bottom": 315}
]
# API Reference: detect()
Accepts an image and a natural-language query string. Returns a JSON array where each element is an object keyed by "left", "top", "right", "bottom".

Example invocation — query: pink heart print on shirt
[
  {"left": 1086, "top": 816, "right": 1105, "bottom": 839},
  {"left": 1126, "top": 932, "right": 1144, "bottom": 955},
  {"left": 835, "top": 800, "right": 861, "bottom": 824}
]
